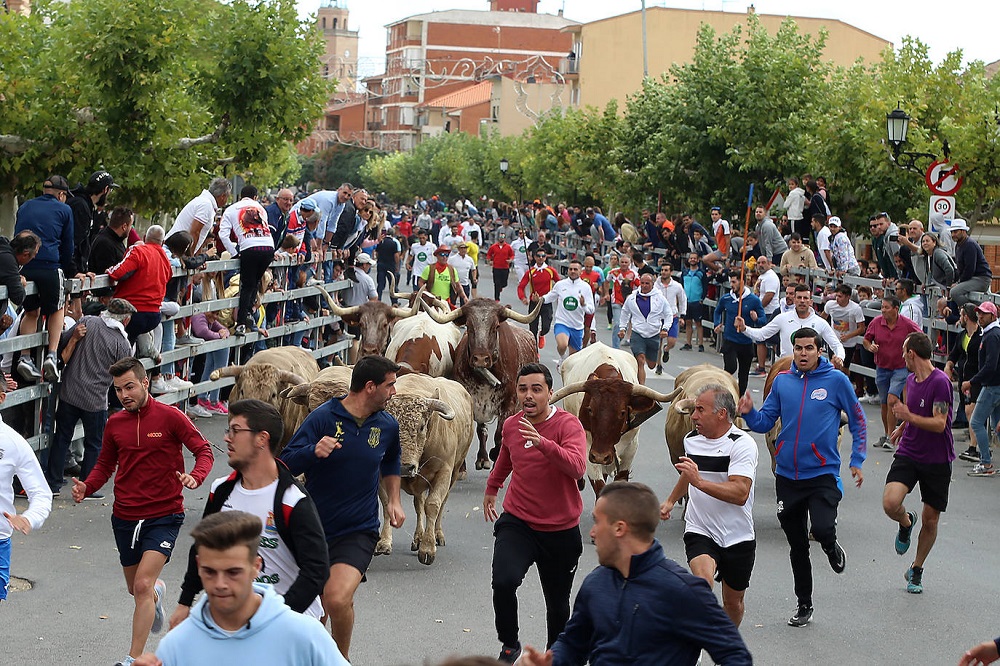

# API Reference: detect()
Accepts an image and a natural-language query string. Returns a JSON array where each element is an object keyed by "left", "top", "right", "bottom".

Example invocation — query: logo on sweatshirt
[
  {"left": 148, "top": 432, "right": 163, "bottom": 438},
  {"left": 563, "top": 296, "right": 579, "bottom": 311},
  {"left": 368, "top": 427, "right": 381, "bottom": 448},
  {"left": 810, "top": 388, "right": 828, "bottom": 401}
]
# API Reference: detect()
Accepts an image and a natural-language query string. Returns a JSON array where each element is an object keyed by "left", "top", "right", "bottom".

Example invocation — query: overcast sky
[{"left": 299, "top": 0, "right": 998, "bottom": 77}]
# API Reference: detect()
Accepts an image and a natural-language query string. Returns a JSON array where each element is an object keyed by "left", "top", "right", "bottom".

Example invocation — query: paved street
[{"left": 7, "top": 269, "right": 1000, "bottom": 665}]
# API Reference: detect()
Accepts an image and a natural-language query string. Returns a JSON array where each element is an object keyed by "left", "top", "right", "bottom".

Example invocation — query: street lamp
[
  {"left": 884, "top": 102, "right": 938, "bottom": 177},
  {"left": 499, "top": 157, "right": 509, "bottom": 175}
]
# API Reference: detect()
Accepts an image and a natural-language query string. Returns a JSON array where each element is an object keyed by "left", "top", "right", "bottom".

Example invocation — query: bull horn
[
  {"left": 391, "top": 286, "right": 423, "bottom": 319},
  {"left": 630, "top": 384, "right": 682, "bottom": 403},
  {"left": 276, "top": 371, "right": 307, "bottom": 386},
  {"left": 210, "top": 365, "right": 244, "bottom": 381},
  {"left": 315, "top": 285, "right": 360, "bottom": 318},
  {"left": 422, "top": 298, "right": 463, "bottom": 324},
  {"left": 673, "top": 397, "right": 696, "bottom": 414},
  {"left": 427, "top": 398, "right": 455, "bottom": 421},
  {"left": 388, "top": 272, "right": 403, "bottom": 300},
  {"left": 503, "top": 298, "right": 543, "bottom": 324},
  {"left": 422, "top": 292, "right": 450, "bottom": 312},
  {"left": 281, "top": 383, "right": 312, "bottom": 405},
  {"left": 550, "top": 381, "right": 590, "bottom": 403}
]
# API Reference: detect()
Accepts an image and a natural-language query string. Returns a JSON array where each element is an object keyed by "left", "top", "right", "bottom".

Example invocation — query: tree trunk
[{"left": 0, "top": 191, "right": 18, "bottom": 238}]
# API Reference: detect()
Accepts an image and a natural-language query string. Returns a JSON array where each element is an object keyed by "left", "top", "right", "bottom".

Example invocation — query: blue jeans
[
  {"left": 199, "top": 347, "right": 229, "bottom": 403},
  {"left": 611, "top": 303, "right": 623, "bottom": 349},
  {"left": 970, "top": 385, "right": 1000, "bottom": 465},
  {"left": 161, "top": 317, "right": 177, "bottom": 376},
  {"left": 47, "top": 402, "right": 107, "bottom": 491}
]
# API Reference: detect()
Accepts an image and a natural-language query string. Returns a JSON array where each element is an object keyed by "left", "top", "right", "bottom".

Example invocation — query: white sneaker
[
  {"left": 166, "top": 375, "right": 194, "bottom": 390},
  {"left": 150, "top": 377, "right": 171, "bottom": 394},
  {"left": 187, "top": 404, "right": 213, "bottom": 418}
]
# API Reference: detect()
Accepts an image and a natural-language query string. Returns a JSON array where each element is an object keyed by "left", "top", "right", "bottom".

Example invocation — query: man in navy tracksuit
[
  {"left": 519, "top": 482, "right": 752, "bottom": 666},
  {"left": 738, "top": 327, "right": 866, "bottom": 628},
  {"left": 714, "top": 274, "right": 765, "bottom": 395}
]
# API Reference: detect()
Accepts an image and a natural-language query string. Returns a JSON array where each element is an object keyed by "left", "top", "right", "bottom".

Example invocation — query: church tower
[{"left": 317, "top": 0, "right": 359, "bottom": 96}]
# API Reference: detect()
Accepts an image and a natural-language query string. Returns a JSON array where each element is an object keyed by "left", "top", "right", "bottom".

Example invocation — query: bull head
[{"left": 314, "top": 285, "right": 420, "bottom": 323}]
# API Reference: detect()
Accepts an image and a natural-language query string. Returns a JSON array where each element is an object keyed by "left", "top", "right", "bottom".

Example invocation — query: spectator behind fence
[
  {"left": 827, "top": 217, "right": 860, "bottom": 277},
  {"left": 914, "top": 232, "right": 956, "bottom": 295},
  {"left": 779, "top": 233, "right": 817, "bottom": 276},
  {"left": 949, "top": 219, "right": 993, "bottom": 307},
  {"left": 756, "top": 205, "right": 788, "bottom": 264},
  {"left": 108, "top": 225, "right": 173, "bottom": 345},
  {"left": 218, "top": 185, "right": 275, "bottom": 336},
  {"left": 896, "top": 279, "right": 924, "bottom": 330},
  {"left": 13, "top": 175, "right": 83, "bottom": 383},
  {"left": 870, "top": 212, "right": 901, "bottom": 280},
  {"left": 945, "top": 303, "right": 982, "bottom": 464},
  {"left": 963, "top": 301, "right": 1000, "bottom": 477},
  {"left": 90, "top": 208, "right": 135, "bottom": 298},
  {"left": 188, "top": 311, "right": 231, "bottom": 419},
  {"left": 0, "top": 231, "right": 39, "bottom": 318},
  {"left": 265, "top": 188, "right": 295, "bottom": 245},
  {"left": 46, "top": 298, "right": 135, "bottom": 497},
  {"left": 67, "top": 170, "right": 117, "bottom": 274},
  {"left": 165, "top": 177, "right": 231, "bottom": 254}
]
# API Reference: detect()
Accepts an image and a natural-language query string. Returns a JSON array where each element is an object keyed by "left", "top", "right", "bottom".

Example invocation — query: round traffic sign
[{"left": 926, "top": 160, "right": 963, "bottom": 196}]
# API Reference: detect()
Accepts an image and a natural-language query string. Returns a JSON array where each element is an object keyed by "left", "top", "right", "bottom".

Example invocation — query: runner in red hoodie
[
  {"left": 484, "top": 362, "right": 587, "bottom": 664},
  {"left": 72, "top": 357, "right": 213, "bottom": 666}
]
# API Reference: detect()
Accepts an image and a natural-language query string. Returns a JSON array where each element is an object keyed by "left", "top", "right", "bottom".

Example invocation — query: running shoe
[
  {"left": 84, "top": 492, "right": 105, "bottom": 501},
  {"left": 187, "top": 403, "right": 213, "bottom": 419},
  {"left": 662, "top": 350, "right": 670, "bottom": 363},
  {"left": 151, "top": 579, "right": 166, "bottom": 633},
  {"left": 895, "top": 511, "right": 916, "bottom": 555},
  {"left": 826, "top": 541, "right": 846, "bottom": 574},
  {"left": 905, "top": 566, "right": 923, "bottom": 594},
  {"left": 538, "top": 336, "right": 545, "bottom": 349},
  {"left": 968, "top": 463, "right": 997, "bottom": 477},
  {"left": 959, "top": 447, "right": 981, "bottom": 463},
  {"left": 175, "top": 335, "right": 200, "bottom": 346},
  {"left": 497, "top": 644, "right": 522, "bottom": 664},
  {"left": 698, "top": 344, "right": 705, "bottom": 352},
  {"left": 16, "top": 356, "right": 41, "bottom": 382},
  {"left": 114, "top": 657, "right": 136, "bottom": 666},
  {"left": 680, "top": 344, "right": 693, "bottom": 351},
  {"left": 42, "top": 352, "right": 60, "bottom": 382},
  {"left": 208, "top": 401, "right": 228, "bottom": 415},
  {"left": 878, "top": 436, "right": 895, "bottom": 450},
  {"left": 150, "top": 376, "right": 171, "bottom": 394},
  {"left": 166, "top": 375, "right": 194, "bottom": 390},
  {"left": 787, "top": 605, "right": 813, "bottom": 627}
]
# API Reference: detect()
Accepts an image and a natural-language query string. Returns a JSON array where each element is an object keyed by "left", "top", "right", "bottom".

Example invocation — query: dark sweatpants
[
  {"left": 493, "top": 268, "right": 510, "bottom": 301},
  {"left": 775, "top": 474, "right": 843, "bottom": 609},
  {"left": 722, "top": 339, "right": 755, "bottom": 395},
  {"left": 529, "top": 302, "right": 553, "bottom": 338},
  {"left": 491, "top": 512, "right": 582, "bottom": 649}
]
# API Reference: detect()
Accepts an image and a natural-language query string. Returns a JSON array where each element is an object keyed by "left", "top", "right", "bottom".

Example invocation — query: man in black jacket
[
  {"left": 0, "top": 231, "right": 39, "bottom": 317},
  {"left": 169, "top": 399, "right": 329, "bottom": 628},
  {"left": 89, "top": 208, "right": 134, "bottom": 298},
  {"left": 67, "top": 170, "right": 117, "bottom": 273}
]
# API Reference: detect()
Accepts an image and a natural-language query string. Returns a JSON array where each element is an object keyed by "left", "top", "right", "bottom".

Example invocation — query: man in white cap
[{"left": 949, "top": 219, "right": 993, "bottom": 306}]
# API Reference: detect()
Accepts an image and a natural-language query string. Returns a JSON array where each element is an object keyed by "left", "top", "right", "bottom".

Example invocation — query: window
[
  {"left": 325, "top": 115, "right": 340, "bottom": 132},
  {"left": 333, "top": 18, "right": 338, "bottom": 29}
]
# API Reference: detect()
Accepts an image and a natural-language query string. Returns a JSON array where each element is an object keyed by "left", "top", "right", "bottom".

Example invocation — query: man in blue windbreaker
[{"left": 738, "top": 327, "right": 866, "bottom": 629}]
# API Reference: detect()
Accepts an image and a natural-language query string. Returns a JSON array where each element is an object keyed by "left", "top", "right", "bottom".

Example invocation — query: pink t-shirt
[{"left": 486, "top": 407, "right": 587, "bottom": 532}]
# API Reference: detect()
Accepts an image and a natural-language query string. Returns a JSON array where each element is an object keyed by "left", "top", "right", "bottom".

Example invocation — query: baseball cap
[
  {"left": 828, "top": 216, "right": 842, "bottom": 228},
  {"left": 298, "top": 197, "right": 318, "bottom": 211},
  {"left": 43, "top": 175, "right": 70, "bottom": 192},
  {"left": 975, "top": 301, "right": 998, "bottom": 316},
  {"left": 354, "top": 253, "right": 374, "bottom": 265},
  {"left": 948, "top": 218, "right": 969, "bottom": 232},
  {"left": 106, "top": 298, "right": 137, "bottom": 315},
  {"left": 88, "top": 170, "right": 118, "bottom": 192}
]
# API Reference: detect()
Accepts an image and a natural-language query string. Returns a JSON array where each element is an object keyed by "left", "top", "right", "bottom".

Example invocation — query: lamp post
[
  {"left": 499, "top": 157, "right": 521, "bottom": 208},
  {"left": 884, "top": 102, "right": 939, "bottom": 177}
]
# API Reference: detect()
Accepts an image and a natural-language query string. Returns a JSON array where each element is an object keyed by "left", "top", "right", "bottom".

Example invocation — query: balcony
[{"left": 559, "top": 57, "right": 579, "bottom": 79}]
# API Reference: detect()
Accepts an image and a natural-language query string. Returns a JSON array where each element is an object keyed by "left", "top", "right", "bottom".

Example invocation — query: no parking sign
[{"left": 929, "top": 195, "right": 955, "bottom": 222}]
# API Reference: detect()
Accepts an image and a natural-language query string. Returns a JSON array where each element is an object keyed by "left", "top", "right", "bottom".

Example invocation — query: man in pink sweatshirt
[{"left": 484, "top": 362, "right": 588, "bottom": 664}]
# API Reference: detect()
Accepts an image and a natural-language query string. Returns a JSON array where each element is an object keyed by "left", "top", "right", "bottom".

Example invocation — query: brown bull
[
  {"left": 316, "top": 285, "right": 421, "bottom": 358},
  {"left": 551, "top": 342, "right": 680, "bottom": 496},
  {"left": 211, "top": 346, "right": 320, "bottom": 450},
  {"left": 423, "top": 297, "right": 541, "bottom": 470}
]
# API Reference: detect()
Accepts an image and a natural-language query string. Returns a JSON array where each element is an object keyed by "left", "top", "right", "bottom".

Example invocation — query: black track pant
[
  {"left": 493, "top": 268, "right": 510, "bottom": 301},
  {"left": 775, "top": 474, "right": 843, "bottom": 608},
  {"left": 529, "top": 302, "right": 553, "bottom": 338},
  {"left": 722, "top": 339, "right": 755, "bottom": 395},
  {"left": 237, "top": 248, "right": 274, "bottom": 327},
  {"left": 492, "top": 512, "right": 582, "bottom": 649}
]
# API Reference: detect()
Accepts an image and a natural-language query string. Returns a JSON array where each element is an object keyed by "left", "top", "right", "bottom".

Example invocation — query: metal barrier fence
[{"left": 2, "top": 254, "right": 351, "bottom": 452}]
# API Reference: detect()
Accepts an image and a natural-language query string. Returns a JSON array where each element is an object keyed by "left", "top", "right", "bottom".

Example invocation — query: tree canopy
[
  {"left": 0, "top": 0, "right": 329, "bottom": 216},
  {"left": 359, "top": 14, "right": 1000, "bottom": 232}
]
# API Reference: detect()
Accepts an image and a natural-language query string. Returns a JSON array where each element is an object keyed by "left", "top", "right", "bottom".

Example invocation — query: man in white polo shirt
[
  {"left": 734, "top": 282, "right": 845, "bottom": 368},
  {"left": 753, "top": 256, "right": 781, "bottom": 376},
  {"left": 660, "top": 383, "right": 757, "bottom": 628}
]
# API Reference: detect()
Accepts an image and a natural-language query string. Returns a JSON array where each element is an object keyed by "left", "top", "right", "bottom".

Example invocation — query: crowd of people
[{"left": 3, "top": 172, "right": 1000, "bottom": 665}]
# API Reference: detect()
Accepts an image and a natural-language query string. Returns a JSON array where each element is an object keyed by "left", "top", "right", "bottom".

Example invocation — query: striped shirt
[{"left": 57, "top": 315, "right": 132, "bottom": 412}]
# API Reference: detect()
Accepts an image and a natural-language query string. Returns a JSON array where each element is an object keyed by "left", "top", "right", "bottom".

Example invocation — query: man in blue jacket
[
  {"left": 738, "top": 327, "right": 866, "bottom": 628},
  {"left": 714, "top": 273, "right": 765, "bottom": 395},
  {"left": 519, "top": 482, "right": 752, "bottom": 666}
]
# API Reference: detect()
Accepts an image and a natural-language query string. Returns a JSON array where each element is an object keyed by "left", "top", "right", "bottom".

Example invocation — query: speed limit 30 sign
[{"left": 929, "top": 195, "right": 956, "bottom": 220}]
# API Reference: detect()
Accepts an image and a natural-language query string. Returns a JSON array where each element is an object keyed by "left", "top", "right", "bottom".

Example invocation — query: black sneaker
[
  {"left": 905, "top": 566, "right": 923, "bottom": 594},
  {"left": 895, "top": 511, "right": 916, "bottom": 555},
  {"left": 959, "top": 447, "right": 981, "bottom": 463},
  {"left": 698, "top": 344, "right": 705, "bottom": 352},
  {"left": 788, "top": 605, "right": 813, "bottom": 627},
  {"left": 826, "top": 541, "right": 847, "bottom": 574},
  {"left": 680, "top": 344, "right": 693, "bottom": 351},
  {"left": 16, "top": 356, "right": 41, "bottom": 382},
  {"left": 662, "top": 349, "right": 670, "bottom": 363},
  {"left": 498, "top": 643, "right": 522, "bottom": 664}
]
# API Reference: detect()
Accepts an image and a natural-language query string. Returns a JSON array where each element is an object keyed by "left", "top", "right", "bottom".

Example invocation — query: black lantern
[
  {"left": 886, "top": 104, "right": 910, "bottom": 151},
  {"left": 499, "top": 157, "right": 509, "bottom": 175}
]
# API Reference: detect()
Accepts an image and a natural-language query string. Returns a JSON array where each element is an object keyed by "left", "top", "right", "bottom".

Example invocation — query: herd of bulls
[{"left": 210, "top": 286, "right": 784, "bottom": 566}]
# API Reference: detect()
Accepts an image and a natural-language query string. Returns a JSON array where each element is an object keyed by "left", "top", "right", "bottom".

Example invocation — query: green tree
[
  {"left": 0, "top": 0, "right": 328, "bottom": 223},
  {"left": 300, "top": 145, "right": 384, "bottom": 191}
]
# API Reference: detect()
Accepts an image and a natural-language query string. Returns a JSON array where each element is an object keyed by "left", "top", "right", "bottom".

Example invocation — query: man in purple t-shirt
[{"left": 884, "top": 332, "right": 955, "bottom": 595}]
